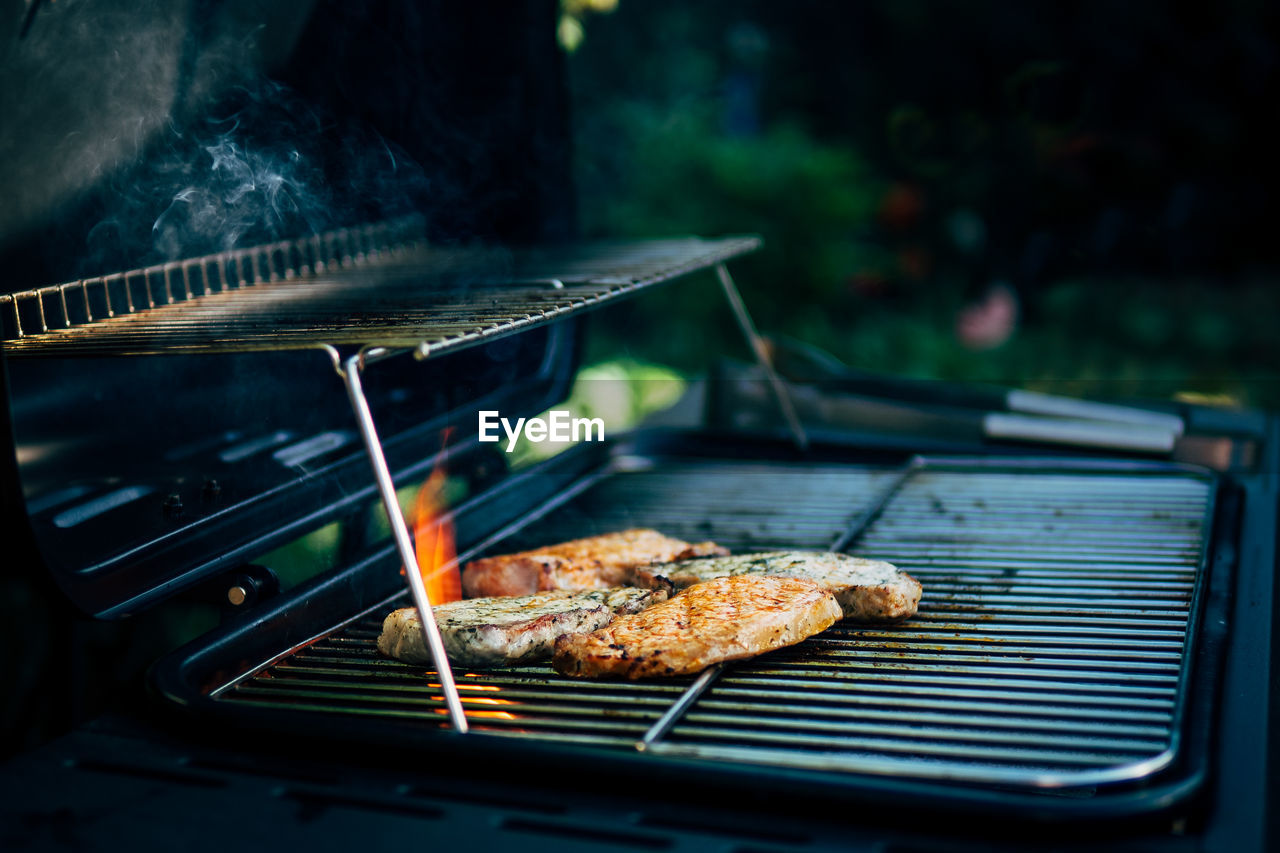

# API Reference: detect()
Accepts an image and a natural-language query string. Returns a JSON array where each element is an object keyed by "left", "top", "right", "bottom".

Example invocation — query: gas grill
[{"left": 1, "top": 2, "right": 1276, "bottom": 851}]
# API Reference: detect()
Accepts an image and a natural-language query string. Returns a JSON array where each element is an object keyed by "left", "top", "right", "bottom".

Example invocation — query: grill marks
[
  {"left": 461, "top": 529, "right": 726, "bottom": 598},
  {"left": 219, "top": 460, "right": 1212, "bottom": 785},
  {"left": 379, "top": 585, "right": 674, "bottom": 668},
  {"left": 633, "top": 551, "right": 921, "bottom": 622},
  {"left": 552, "top": 575, "right": 843, "bottom": 679}
]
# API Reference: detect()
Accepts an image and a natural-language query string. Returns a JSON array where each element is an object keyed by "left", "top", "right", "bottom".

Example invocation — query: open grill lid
[{"left": 0, "top": 219, "right": 761, "bottom": 618}]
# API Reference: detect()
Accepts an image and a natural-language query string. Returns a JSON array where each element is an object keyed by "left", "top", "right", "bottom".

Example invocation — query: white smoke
[{"left": 1, "top": 1, "right": 425, "bottom": 276}]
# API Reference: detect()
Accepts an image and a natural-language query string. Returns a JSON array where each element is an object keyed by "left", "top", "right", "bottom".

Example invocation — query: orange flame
[{"left": 408, "top": 431, "right": 461, "bottom": 604}]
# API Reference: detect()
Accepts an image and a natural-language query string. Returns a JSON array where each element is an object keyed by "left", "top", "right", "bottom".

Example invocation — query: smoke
[
  {"left": 1, "top": 1, "right": 428, "bottom": 281},
  {"left": 152, "top": 132, "right": 310, "bottom": 255},
  {"left": 0, "top": 0, "right": 186, "bottom": 267},
  {"left": 105, "top": 71, "right": 426, "bottom": 269},
  {"left": 142, "top": 85, "right": 330, "bottom": 260}
]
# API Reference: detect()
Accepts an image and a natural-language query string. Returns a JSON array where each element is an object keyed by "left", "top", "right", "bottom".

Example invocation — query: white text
[{"left": 478, "top": 410, "right": 605, "bottom": 452}]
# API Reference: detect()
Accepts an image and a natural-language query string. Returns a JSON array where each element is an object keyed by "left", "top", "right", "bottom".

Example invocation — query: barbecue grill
[{"left": 2, "top": 2, "right": 1276, "bottom": 851}]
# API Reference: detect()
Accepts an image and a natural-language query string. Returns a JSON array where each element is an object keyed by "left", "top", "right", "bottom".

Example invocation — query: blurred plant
[
  {"left": 511, "top": 359, "right": 686, "bottom": 467},
  {"left": 577, "top": 102, "right": 889, "bottom": 370},
  {"left": 257, "top": 523, "right": 343, "bottom": 590},
  {"left": 568, "top": 1, "right": 1280, "bottom": 411}
]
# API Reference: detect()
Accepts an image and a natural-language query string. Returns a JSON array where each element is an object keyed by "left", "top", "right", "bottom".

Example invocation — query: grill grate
[
  {"left": 1, "top": 224, "right": 759, "bottom": 358},
  {"left": 215, "top": 456, "right": 1213, "bottom": 788},
  {"left": 218, "top": 461, "right": 896, "bottom": 746}
]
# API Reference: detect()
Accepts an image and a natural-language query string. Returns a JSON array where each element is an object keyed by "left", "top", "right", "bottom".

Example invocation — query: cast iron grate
[{"left": 216, "top": 456, "right": 1213, "bottom": 787}]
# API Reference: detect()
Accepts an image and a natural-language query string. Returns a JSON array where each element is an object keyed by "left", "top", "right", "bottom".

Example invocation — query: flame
[
  {"left": 426, "top": 695, "right": 513, "bottom": 708},
  {"left": 408, "top": 432, "right": 461, "bottom": 604},
  {"left": 433, "top": 709, "right": 518, "bottom": 721}
]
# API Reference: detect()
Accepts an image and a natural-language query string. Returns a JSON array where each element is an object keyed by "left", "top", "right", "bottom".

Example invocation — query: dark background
[{"left": 569, "top": 0, "right": 1280, "bottom": 408}]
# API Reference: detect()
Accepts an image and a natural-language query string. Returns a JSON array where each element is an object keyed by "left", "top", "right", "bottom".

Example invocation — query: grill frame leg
[{"left": 335, "top": 351, "right": 469, "bottom": 734}]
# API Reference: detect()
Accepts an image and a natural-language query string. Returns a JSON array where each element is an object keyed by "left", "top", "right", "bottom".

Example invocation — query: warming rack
[
  {"left": 0, "top": 219, "right": 761, "bottom": 362},
  {"left": 1, "top": 219, "right": 788, "bottom": 733}
]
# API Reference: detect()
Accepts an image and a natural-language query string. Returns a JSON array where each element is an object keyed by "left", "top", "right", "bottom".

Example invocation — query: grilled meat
[
  {"left": 379, "top": 583, "right": 672, "bottom": 668},
  {"left": 461, "top": 528, "right": 727, "bottom": 598},
  {"left": 552, "top": 574, "right": 841, "bottom": 679},
  {"left": 632, "top": 551, "right": 921, "bottom": 622}
]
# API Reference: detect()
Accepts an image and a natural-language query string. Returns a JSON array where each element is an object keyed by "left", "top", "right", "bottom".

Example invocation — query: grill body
[{"left": 1, "top": 423, "right": 1272, "bottom": 852}]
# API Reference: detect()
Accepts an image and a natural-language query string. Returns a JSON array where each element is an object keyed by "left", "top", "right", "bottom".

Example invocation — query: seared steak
[
  {"left": 552, "top": 574, "right": 842, "bottom": 679},
  {"left": 379, "top": 584, "right": 671, "bottom": 668},
  {"left": 461, "top": 528, "right": 727, "bottom": 598},
  {"left": 632, "top": 551, "right": 921, "bottom": 622}
]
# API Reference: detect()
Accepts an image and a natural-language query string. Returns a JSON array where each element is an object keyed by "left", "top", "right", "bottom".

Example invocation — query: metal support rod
[
  {"left": 715, "top": 264, "right": 809, "bottom": 451},
  {"left": 636, "top": 263, "right": 814, "bottom": 750},
  {"left": 638, "top": 458, "right": 922, "bottom": 750},
  {"left": 828, "top": 456, "right": 923, "bottom": 553},
  {"left": 338, "top": 354, "right": 468, "bottom": 734},
  {"left": 636, "top": 663, "right": 725, "bottom": 751}
]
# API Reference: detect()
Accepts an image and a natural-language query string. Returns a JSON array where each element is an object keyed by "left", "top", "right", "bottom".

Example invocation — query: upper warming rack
[{"left": 0, "top": 219, "right": 761, "bottom": 359}]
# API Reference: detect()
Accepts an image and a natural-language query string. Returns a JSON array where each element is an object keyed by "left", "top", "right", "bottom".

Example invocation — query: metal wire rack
[
  {"left": 215, "top": 455, "right": 1215, "bottom": 789},
  {"left": 0, "top": 221, "right": 760, "bottom": 360}
]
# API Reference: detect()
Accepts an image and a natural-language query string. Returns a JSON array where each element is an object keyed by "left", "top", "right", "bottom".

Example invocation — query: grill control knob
[
  {"left": 202, "top": 479, "right": 222, "bottom": 501},
  {"left": 162, "top": 493, "right": 184, "bottom": 519}
]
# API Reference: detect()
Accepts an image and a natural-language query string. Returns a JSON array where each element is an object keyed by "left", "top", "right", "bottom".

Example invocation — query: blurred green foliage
[
  {"left": 511, "top": 360, "right": 686, "bottom": 467},
  {"left": 257, "top": 523, "right": 343, "bottom": 591},
  {"left": 569, "top": 2, "right": 1280, "bottom": 411},
  {"left": 578, "top": 104, "right": 890, "bottom": 370}
]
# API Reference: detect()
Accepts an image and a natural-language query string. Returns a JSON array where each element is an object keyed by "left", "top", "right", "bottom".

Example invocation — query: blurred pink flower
[{"left": 956, "top": 282, "right": 1019, "bottom": 350}]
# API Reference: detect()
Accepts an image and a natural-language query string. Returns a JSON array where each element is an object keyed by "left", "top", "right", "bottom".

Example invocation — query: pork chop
[
  {"left": 631, "top": 551, "right": 921, "bottom": 622},
  {"left": 461, "top": 528, "right": 727, "bottom": 598},
  {"left": 379, "top": 583, "right": 672, "bottom": 669},
  {"left": 552, "top": 574, "right": 842, "bottom": 679}
]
